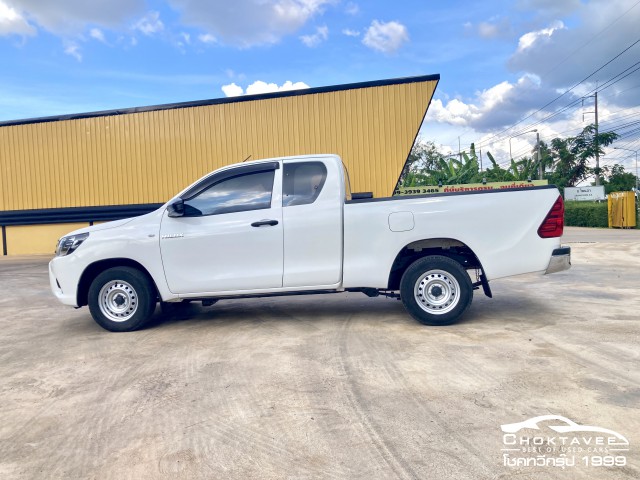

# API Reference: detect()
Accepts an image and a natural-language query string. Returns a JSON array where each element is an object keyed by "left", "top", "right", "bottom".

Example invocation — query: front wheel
[
  {"left": 88, "top": 267, "right": 157, "bottom": 332},
  {"left": 400, "top": 255, "right": 473, "bottom": 326}
]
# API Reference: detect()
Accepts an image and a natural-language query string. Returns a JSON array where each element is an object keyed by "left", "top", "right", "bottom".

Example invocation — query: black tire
[
  {"left": 88, "top": 267, "right": 157, "bottom": 332},
  {"left": 400, "top": 255, "right": 473, "bottom": 326}
]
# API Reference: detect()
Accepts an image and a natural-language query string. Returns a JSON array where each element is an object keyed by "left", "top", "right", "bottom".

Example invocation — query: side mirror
[{"left": 167, "top": 199, "right": 185, "bottom": 217}]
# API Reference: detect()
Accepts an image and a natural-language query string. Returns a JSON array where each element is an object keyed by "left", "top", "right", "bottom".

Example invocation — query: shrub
[{"left": 564, "top": 201, "right": 609, "bottom": 228}]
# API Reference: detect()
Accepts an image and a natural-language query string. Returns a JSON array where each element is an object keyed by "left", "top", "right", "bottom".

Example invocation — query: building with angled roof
[{"left": 0, "top": 74, "right": 439, "bottom": 254}]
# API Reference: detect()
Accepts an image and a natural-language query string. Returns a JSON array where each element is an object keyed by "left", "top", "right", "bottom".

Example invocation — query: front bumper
[
  {"left": 545, "top": 246, "right": 571, "bottom": 274},
  {"left": 49, "top": 259, "right": 79, "bottom": 306}
]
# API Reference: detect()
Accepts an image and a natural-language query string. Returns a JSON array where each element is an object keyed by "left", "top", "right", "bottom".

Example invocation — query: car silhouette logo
[{"left": 501, "top": 415, "right": 628, "bottom": 445}]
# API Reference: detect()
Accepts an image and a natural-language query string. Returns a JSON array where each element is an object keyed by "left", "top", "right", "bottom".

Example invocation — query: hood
[{"left": 63, "top": 217, "right": 136, "bottom": 237}]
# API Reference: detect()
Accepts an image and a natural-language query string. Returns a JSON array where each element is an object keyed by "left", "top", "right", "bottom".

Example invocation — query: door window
[
  {"left": 283, "top": 162, "right": 327, "bottom": 207},
  {"left": 184, "top": 170, "right": 275, "bottom": 216}
]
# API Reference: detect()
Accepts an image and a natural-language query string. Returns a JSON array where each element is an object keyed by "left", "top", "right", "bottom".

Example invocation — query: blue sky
[{"left": 1, "top": 0, "right": 639, "bottom": 170}]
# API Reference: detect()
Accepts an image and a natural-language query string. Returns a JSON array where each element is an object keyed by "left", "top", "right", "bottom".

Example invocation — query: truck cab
[{"left": 159, "top": 156, "right": 344, "bottom": 295}]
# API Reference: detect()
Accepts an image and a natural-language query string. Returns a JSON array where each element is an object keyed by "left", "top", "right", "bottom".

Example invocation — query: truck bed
[{"left": 342, "top": 185, "right": 562, "bottom": 288}]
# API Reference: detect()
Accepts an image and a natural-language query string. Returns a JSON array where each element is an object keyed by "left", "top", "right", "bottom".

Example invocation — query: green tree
[
  {"left": 598, "top": 164, "right": 638, "bottom": 194},
  {"left": 572, "top": 124, "right": 618, "bottom": 182},
  {"left": 401, "top": 140, "right": 515, "bottom": 186},
  {"left": 398, "top": 140, "right": 444, "bottom": 187},
  {"left": 400, "top": 125, "right": 618, "bottom": 190},
  {"left": 547, "top": 124, "right": 618, "bottom": 190},
  {"left": 507, "top": 156, "right": 539, "bottom": 181},
  {"left": 483, "top": 152, "right": 515, "bottom": 182},
  {"left": 430, "top": 152, "right": 479, "bottom": 184}
]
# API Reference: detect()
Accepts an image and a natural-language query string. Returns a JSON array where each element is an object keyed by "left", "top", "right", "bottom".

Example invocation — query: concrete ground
[{"left": 0, "top": 227, "right": 638, "bottom": 479}]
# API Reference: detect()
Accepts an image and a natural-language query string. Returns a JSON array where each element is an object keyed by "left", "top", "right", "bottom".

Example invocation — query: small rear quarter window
[{"left": 283, "top": 162, "right": 327, "bottom": 207}]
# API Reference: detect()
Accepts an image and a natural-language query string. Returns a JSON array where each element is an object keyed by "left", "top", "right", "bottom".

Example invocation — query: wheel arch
[
  {"left": 77, "top": 258, "right": 158, "bottom": 307},
  {"left": 387, "top": 238, "right": 485, "bottom": 291}
]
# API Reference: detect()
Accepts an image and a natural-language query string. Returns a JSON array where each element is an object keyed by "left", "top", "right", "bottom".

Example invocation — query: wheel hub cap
[
  {"left": 414, "top": 269, "right": 460, "bottom": 315},
  {"left": 114, "top": 294, "right": 126, "bottom": 307},
  {"left": 430, "top": 285, "right": 443, "bottom": 298},
  {"left": 98, "top": 280, "right": 138, "bottom": 322}
]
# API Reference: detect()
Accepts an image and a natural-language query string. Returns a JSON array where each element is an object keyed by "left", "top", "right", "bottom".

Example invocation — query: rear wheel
[
  {"left": 400, "top": 255, "right": 473, "bottom": 326},
  {"left": 88, "top": 267, "right": 156, "bottom": 332}
]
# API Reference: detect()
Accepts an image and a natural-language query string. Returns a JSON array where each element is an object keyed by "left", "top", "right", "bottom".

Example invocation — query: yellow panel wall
[
  {"left": 5, "top": 223, "right": 89, "bottom": 255},
  {"left": 0, "top": 80, "right": 437, "bottom": 211},
  {"left": 608, "top": 192, "right": 637, "bottom": 228}
]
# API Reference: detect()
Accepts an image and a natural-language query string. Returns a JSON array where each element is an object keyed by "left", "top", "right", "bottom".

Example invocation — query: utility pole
[
  {"left": 595, "top": 91, "right": 600, "bottom": 186},
  {"left": 537, "top": 131, "right": 542, "bottom": 180},
  {"left": 479, "top": 148, "right": 483, "bottom": 171},
  {"left": 458, "top": 136, "right": 462, "bottom": 162}
]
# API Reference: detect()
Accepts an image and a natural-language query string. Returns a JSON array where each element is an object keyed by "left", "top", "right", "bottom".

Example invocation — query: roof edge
[{"left": 0, "top": 73, "right": 440, "bottom": 128}]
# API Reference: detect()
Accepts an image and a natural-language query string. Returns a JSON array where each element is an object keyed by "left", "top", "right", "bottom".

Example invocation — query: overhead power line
[
  {"left": 475, "top": 37, "right": 640, "bottom": 149},
  {"left": 481, "top": 64, "right": 640, "bottom": 165}
]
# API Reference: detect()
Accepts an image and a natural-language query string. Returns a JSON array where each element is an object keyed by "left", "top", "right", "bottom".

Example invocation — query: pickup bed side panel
[{"left": 342, "top": 188, "right": 562, "bottom": 289}]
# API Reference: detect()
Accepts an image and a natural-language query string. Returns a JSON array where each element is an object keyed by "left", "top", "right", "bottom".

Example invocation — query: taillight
[{"left": 538, "top": 196, "right": 564, "bottom": 238}]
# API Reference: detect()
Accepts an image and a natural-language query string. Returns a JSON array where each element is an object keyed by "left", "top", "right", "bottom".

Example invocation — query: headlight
[{"left": 55, "top": 233, "right": 89, "bottom": 256}]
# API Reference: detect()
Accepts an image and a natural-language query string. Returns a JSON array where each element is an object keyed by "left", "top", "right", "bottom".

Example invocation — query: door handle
[{"left": 251, "top": 219, "right": 279, "bottom": 227}]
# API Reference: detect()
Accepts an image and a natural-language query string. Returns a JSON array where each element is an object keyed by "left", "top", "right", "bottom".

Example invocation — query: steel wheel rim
[
  {"left": 98, "top": 280, "right": 139, "bottom": 322},
  {"left": 414, "top": 269, "right": 460, "bottom": 315}
]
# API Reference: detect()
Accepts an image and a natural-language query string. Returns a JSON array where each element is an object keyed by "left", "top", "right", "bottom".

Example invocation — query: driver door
[{"left": 160, "top": 163, "right": 283, "bottom": 294}]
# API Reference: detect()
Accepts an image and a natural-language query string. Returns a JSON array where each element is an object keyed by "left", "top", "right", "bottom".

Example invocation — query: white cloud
[
  {"left": 300, "top": 25, "right": 327, "bottom": 47},
  {"left": 3, "top": 0, "right": 332, "bottom": 47},
  {"left": 89, "top": 27, "right": 106, "bottom": 43},
  {"left": 517, "top": 20, "right": 564, "bottom": 52},
  {"left": 0, "top": 0, "right": 36, "bottom": 36},
  {"left": 342, "top": 28, "right": 359, "bottom": 37},
  {"left": 426, "top": 74, "right": 557, "bottom": 131},
  {"left": 246, "top": 80, "right": 310, "bottom": 94},
  {"left": 63, "top": 40, "right": 82, "bottom": 61},
  {"left": 221, "top": 82, "right": 244, "bottom": 97},
  {"left": 132, "top": 11, "right": 164, "bottom": 36},
  {"left": 198, "top": 33, "right": 216, "bottom": 44},
  {"left": 282, "top": 80, "right": 309, "bottom": 91},
  {"left": 362, "top": 20, "right": 408, "bottom": 54},
  {"left": 221, "top": 80, "right": 310, "bottom": 97},
  {"left": 167, "top": 0, "right": 333, "bottom": 47},
  {"left": 6, "top": 0, "right": 145, "bottom": 34},
  {"left": 429, "top": 98, "right": 475, "bottom": 127},
  {"left": 180, "top": 32, "right": 191, "bottom": 44}
]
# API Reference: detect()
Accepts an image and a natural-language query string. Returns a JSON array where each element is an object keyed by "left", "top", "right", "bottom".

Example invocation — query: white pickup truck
[{"left": 49, "top": 154, "right": 570, "bottom": 332}]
